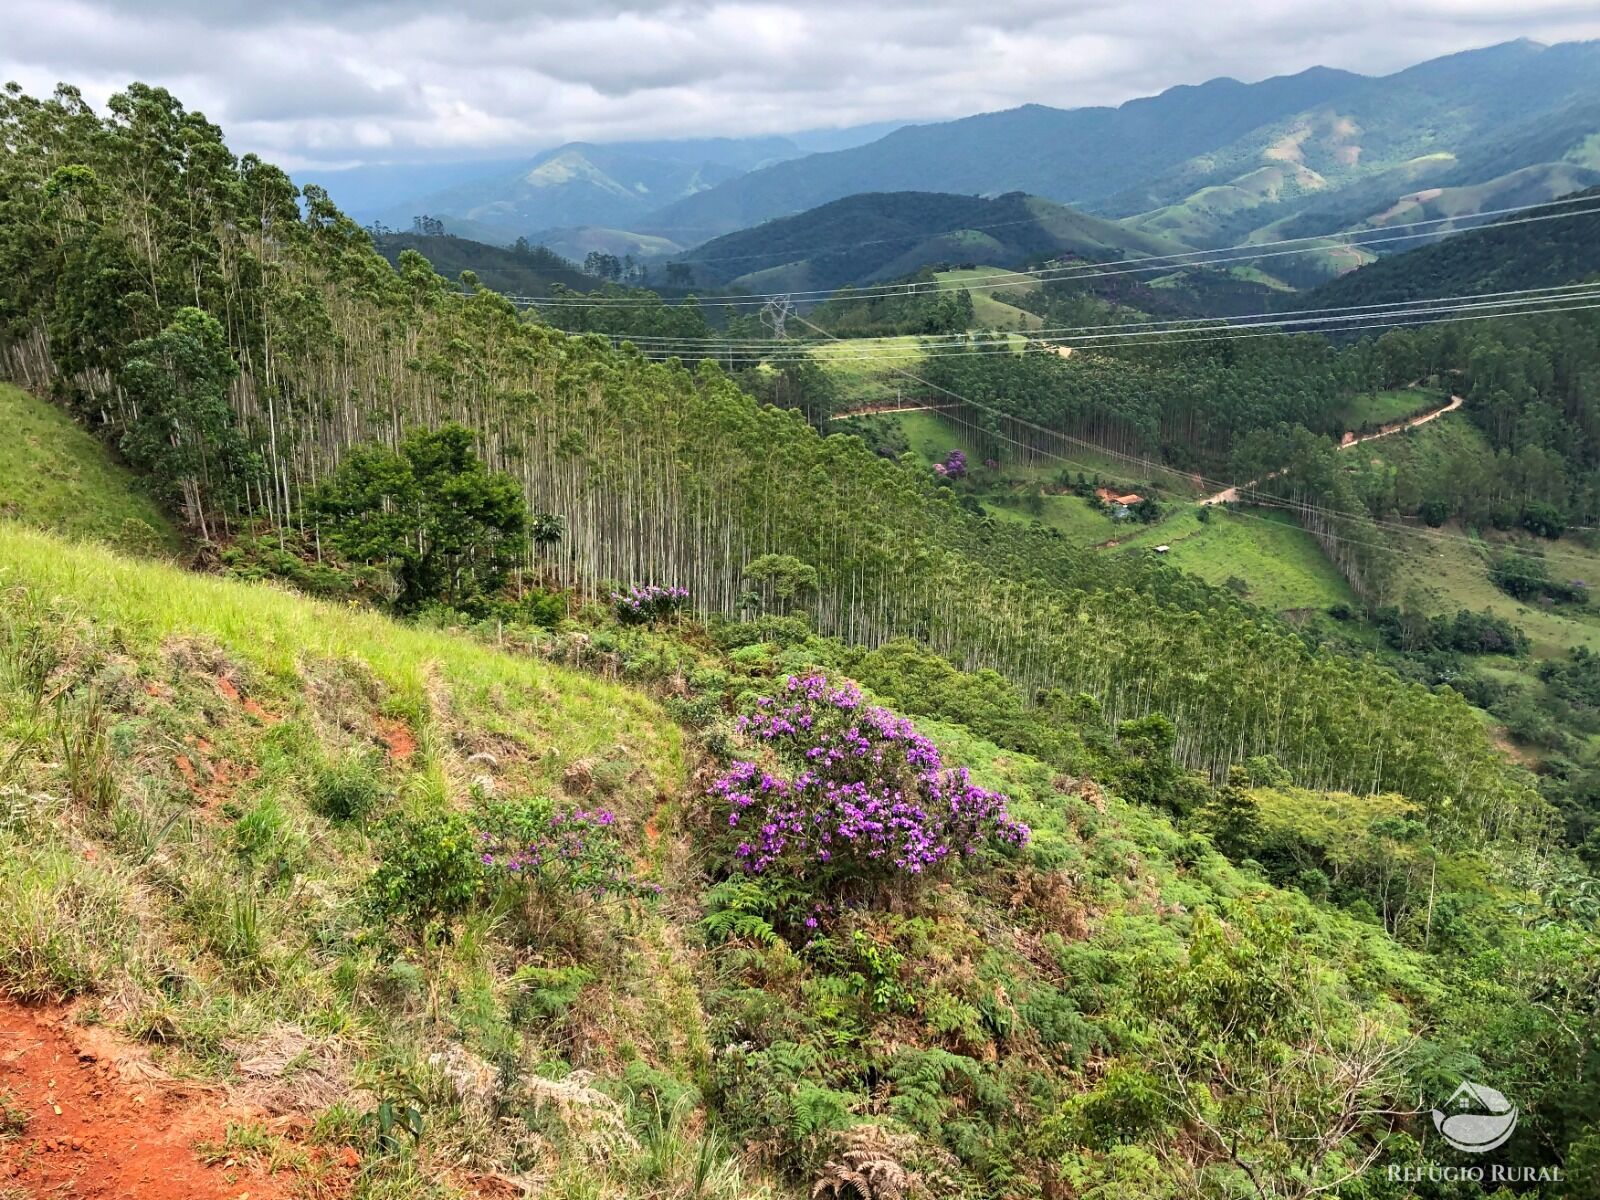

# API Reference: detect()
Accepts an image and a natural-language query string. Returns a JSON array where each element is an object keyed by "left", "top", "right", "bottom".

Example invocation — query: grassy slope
[
  {"left": 932, "top": 267, "right": 1043, "bottom": 330},
  {"left": 1357, "top": 415, "right": 1600, "bottom": 657},
  {"left": 1382, "top": 523, "right": 1600, "bottom": 659},
  {"left": 0, "top": 523, "right": 726, "bottom": 1197},
  {"left": 0, "top": 384, "right": 180, "bottom": 553},
  {"left": 1338, "top": 388, "right": 1443, "bottom": 430},
  {"left": 0, "top": 523, "right": 678, "bottom": 786},
  {"left": 1117, "top": 507, "right": 1358, "bottom": 613}
]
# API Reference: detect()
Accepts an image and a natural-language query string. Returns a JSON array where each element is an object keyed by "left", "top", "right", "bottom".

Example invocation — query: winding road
[{"left": 1200, "top": 394, "right": 1463, "bottom": 506}]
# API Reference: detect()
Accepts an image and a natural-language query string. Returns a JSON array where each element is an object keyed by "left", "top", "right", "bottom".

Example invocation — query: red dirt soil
[
  {"left": 0, "top": 1002, "right": 292, "bottom": 1199},
  {"left": 374, "top": 719, "right": 416, "bottom": 763}
]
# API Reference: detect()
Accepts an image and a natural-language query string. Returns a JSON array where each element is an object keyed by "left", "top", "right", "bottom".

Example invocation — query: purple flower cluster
[
  {"left": 710, "top": 674, "right": 1028, "bottom": 881},
  {"left": 612, "top": 583, "right": 689, "bottom": 625},
  {"left": 932, "top": 449, "right": 968, "bottom": 480}
]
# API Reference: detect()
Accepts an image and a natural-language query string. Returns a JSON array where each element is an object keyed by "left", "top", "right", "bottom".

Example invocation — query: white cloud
[{"left": 3, "top": 0, "right": 1599, "bottom": 169}]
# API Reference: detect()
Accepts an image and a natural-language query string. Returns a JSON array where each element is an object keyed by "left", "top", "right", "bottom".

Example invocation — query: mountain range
[
  {"left": 350, "top": 37, "right": 1600, "bottom": 288},
  {"left": 322, "top": 124, "right": 902, "bottom": 242},
  {"left": 1296, "top": 185, "right": 1600, "bottom": 311}
]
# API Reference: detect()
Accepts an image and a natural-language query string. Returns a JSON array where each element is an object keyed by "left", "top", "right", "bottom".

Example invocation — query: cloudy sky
[{"left": 5, "top": 0, "right": 1600, "bottom": 169}]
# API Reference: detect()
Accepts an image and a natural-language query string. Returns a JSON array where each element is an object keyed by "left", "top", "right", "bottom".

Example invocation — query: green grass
[
  {"left": 1114, "top": 506, "right": 1359, "bottom": 613},
  {"left": 1338, "top": 388, "right": 1445, "bottom": 432},
  {"left": 1382, "top": 524, "right": 1600, "bottom": 660},
  {"left": 0, "top": 384, "right": 180, "bottom": 553},
  {"left": 984, "top": 491, "right": 1121, "bottom": 542},
  {"left": 811, "top": 336, "right": 926, "bottom": 406},
  {"left": 0, "top": 522, "right": 681, "bottom": 791},
  {"left": 933, "top": 267, "right": 1042, "bottom": 331},
  {"left": 840, "top": 409, "right": 1203, "bottom": 544}
]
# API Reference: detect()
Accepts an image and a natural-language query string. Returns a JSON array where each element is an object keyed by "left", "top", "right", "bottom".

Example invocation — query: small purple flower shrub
[
  {"left": 932, "top": 449, "right": 968, "bottom": 479},
  {"left": 709, "top": 674, "right": 1028, "bottom": 888},
  {"left": 475, "top": 799, "right": 653, "bottom": 904},
  {"left": 612, "top": 583, "right": 690, "bottom": 625}
]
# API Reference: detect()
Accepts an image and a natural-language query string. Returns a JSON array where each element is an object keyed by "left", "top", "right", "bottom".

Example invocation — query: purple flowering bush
[
  {"left": 709, "top": 674, "right": 1028, "bottom": 889},
  {"left": 612, "top": 583, "right": 690, "bottom": 625},
  {"left": 474, "top": 797, "right": 655, "bottom": 931}
]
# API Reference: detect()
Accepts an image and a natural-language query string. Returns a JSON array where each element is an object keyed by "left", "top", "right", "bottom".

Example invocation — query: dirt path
[
  {"left": 833, "top": 401, "right": 955, "bottom": 418},
  {"left": 1338, "top": 392, "right": 1462, "bottom": 448},
  {"left": 0, "top": 1001, "right": 293, "bottom": 1199},
  {"left": 1200, "top": 394, "right": 1463, "bottom": 506}
]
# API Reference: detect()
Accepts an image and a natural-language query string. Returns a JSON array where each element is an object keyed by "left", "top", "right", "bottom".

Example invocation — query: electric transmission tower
[{"left": 759, "top": 294, "right": 795, "bottom": 340}]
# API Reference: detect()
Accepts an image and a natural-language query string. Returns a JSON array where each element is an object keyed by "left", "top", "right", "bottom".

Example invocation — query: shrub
[
  {"left": 364, "top": 811, "right": 481, "bottom": 940},
  {"left": 312, "top": 753, "right": 385, "bottom": 822},
  {"left": 612, "top": 584, "right": 690, "bottom": 625},
  {"left": 475, "top": 797, "right": 646, "bottom": 901},
  {"left": 1490, "top": 553, "right": 1587, "bottom": 605},
  {"left": 708, "top": 674, "right": 1028, "bottom": 887}
]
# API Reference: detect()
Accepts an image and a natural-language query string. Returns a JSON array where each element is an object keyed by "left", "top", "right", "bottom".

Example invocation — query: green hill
[
  {"left": 372, "top": 232, "right": 593, "bottom": 294},
  {"left": 674, "top": 191, "right": 1189, "bottom": 293},
  {"left": 0, "top": 383, "right": 178, "bottom": 553},
  {"left": 1295, "top": 186, "right": 1600, "bottom": 309}
]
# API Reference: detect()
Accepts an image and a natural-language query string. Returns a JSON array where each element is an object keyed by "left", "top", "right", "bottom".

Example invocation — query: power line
[
  {"left": 499, "top": 196, "right": 1600, "bottom": 310},
  {"left": 611, "top": 291, "right": 1600, "bottom": 366},
  {"left": 781, "top": 299, "right": 1600, "bottom": 573},
  {"left": 580, "top": 280, "right": 1600, "bottom": 351}
]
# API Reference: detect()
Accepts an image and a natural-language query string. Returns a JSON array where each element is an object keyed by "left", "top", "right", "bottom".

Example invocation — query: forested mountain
[
  {"left": 673, "top": 191, "right": 1188, "bottom": 292},
  {"left": 642, "top": 67, "right": 1360, "bottom": 241},
  {"left": 644, "top": 39, "right": 1600, "bottom": 255},
  {"left": 3, "top": 79, "right": 1599, "bottom": 1200},
  {"left": 1297, "top": 186, "right": 1600, "bottom": 309}
]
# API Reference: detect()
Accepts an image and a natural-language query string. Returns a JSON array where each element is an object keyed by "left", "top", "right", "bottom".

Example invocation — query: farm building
[{"left": 1094, "top": 486, "right": 1143, "bottom": 506}]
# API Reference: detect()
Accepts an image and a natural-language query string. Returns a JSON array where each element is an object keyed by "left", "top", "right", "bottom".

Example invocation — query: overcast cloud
[{"left": 5, "top": 0, "right": 1600, "bottom": 169}]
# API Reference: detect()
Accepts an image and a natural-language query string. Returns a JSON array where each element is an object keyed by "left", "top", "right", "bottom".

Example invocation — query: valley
[{"left": 2, "top": 32, "right": 1600, "bottom": 1200}]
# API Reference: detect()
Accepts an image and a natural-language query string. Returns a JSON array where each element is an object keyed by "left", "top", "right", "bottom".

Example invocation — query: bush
[
  {"left": 708, "top": 674, "right": 1028, "bottom": 890},
  {"left": 312, "top": 753, "right": 385, "bottom": 821},
  {"left": 612, "top": 584, "right": 690, "bottom": 625},
  {"left": 364, "top": 811, "right": 481, "bottom": 940},
  {"left": 1418, "top": 497, "right": 1450, "bottom": 527},
  {"left": 1490, "top": 553, "right": 1587, "bottom": 605},
  {"left": 475, "top": 796, "right": 646, "bottom": 901}
]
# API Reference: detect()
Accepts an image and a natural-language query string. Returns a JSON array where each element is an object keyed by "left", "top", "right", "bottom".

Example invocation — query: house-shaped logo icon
[{"left": 1432, "top": 1081, "right": 1518, "bottom": 1153}]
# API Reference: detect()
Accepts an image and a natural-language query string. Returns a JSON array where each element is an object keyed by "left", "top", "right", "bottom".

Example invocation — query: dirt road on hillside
[{"left": 1200, "top": 394, "right": 1463, "bottom": 506}]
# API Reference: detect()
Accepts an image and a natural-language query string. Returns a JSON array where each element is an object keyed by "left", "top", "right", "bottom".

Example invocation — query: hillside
[
  {"left": 371, "top": 232, "right": 593, "bottom": 294},
  {"left": 642, "top": 67, "right": 1362, "bottom": 241},
  {"left": 1108, "top": 40, "right": 1600, "bottom": 246},
  {"left": 673, "top": 191, "right": 1189, "bottom": 292},
  {"left": 2, "top": 79, "right": 1597, "bottom": 1199},
  {"left": 1296, "top": 186, "right": 1600, "bottom": 309},
  {"left": 0, "top": 508, "right": 1585, "bottom": 1200},
  {"left": 0, "top": 383, "right": 179, "bottom": 553},
  {"left": 644, "top": 39, "right": 1600, "bottom": 265}
]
